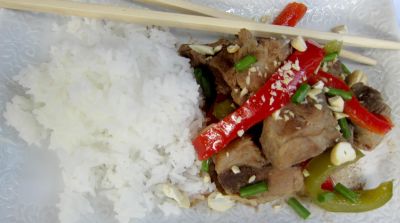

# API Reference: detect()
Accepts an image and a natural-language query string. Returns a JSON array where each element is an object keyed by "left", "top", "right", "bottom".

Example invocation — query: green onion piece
[
  {"left": 338, "top": 118, "right": 352, "bottom": 140},
  {"left": 235, "top": 55, "right": 257, "bottom": 72},
  {"left": 327, "top": 88, "right": 353, "bottom": 100},
  {"left": 324, "top": 40, "right": 343, "bottom": 54},
  {"left": 212, "top": 99, "right": 236, "bottom": 120},
  {"left": 287, "top": 197, "right": 311, "bottom": 219},
  {"left": 317, "top": 192, "right": 335, "bottom": 202},
  {"left": 334, "top": 183, "right": 359, "bottom": 203},
  {"left": 201, "top": 158, "right": 211, "bottom": 173},
  {"left": 291, "top": 83, "right": 311, "bottom": 104},
  {"left": 323, "top": 53, "right": 338, "bottom": 62},
  {"left": 239, "top": 181, "right": 268, "bottom": 197},
  {"left": 341, "top": 63, "right": 351, "bottom": 75},
  {"left": 194, "top": 67, "right": 215, "bottom": 100}
]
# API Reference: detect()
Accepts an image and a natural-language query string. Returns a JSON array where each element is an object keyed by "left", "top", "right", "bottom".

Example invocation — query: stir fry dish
[
  {"left": 179, "top": 2, "right": 394, "bottom": 219},
  {"left": 1, "top": 0, "right": 397, "bottom": 222}
]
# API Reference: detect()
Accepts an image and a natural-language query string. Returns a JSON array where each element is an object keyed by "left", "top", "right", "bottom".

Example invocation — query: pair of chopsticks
[
  {"left": 135, "top": 0, "right": 253, "bottom": 22},
  {"left": 136, "top": 0, "right": 377, "bottom": 66},
  {"left": 0, "top": 0, "right": 398, "bottom": 66}
]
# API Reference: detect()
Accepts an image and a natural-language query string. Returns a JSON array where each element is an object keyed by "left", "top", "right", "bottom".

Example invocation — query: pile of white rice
[{"left": 3, "top": 18, "right": 214, "bottom": 223}]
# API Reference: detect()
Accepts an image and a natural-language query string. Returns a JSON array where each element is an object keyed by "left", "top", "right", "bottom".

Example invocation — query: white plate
[{"left": 0, "top": 0, "right": 400, "bottom": 222}]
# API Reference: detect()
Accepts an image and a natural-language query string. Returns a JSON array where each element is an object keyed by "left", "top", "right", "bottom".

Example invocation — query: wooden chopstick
[
  {"left": 134, "top": 0, "right": 252, "bottom": 22},
  {"left": 1, "top": 0, "right": 400, "bottom": 50},
  {"left": 339, "top": 49, "right": 377, "bottom": 66},
  {"left": 136, "top": 0, "right": 378, "bottom": 65}
]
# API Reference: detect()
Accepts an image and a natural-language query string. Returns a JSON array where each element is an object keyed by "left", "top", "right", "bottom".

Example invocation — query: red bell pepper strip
[
  {"left": 308, "top": 71, "right": 393, "bottom": 135},
  {"left": 193, "top": 41, "right": 324, "bottom": 160},
  {"left": 321, "top": 177, "right": 335, "bottom": 192},
  {"left": 273, "top": 2, "right": 308, "bottom": 27}
]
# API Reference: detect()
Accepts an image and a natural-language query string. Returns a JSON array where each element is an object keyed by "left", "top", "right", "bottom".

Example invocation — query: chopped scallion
[
  {"left": 341, "top": 63, "right": 351, "bottom": 75},
  {"left": 287, "top": 197, "right": 311, "bottom": 219},
  {"left": 327, "top": 88, "right": 353, "bottom": 100},
  {"left": 291, "top": 83, "right": 311, "bottom": 104},
  {"left": 324, "top": 40, "right": 343, "bottom": 54},
  {"left": 334, "top": 182, "right": 359, "bottom": 203},
  {"left": 338, "top": 118, "right": 352, "bottom": 139},
  {"left": 317, "top": 192, "right": 335, "bottom": 202},
  {"left": 239, "top": 181, "right": 268, "bottom": 197},
  {"left": 323, "top": 53, "right": 338, "bottom": 62},
  {"left": 235, "top": 55, "right": 257, "bottom": 72},
  {"left": 201, "top": 158, "right": 211, "bottom": 173},
  {"left": 194, "top": 67, "right": 215, "bottom": 101}
]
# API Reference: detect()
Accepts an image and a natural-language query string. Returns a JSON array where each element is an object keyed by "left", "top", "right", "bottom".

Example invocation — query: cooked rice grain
[{"left": 4, "top": 18, "right": 214, "bottom": 223}]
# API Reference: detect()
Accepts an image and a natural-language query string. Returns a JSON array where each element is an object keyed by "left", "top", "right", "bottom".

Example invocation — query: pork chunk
[
  {"left": 213, "top": 136, "right": 268, "bottom": 194},
  {"left": 255, "top": 167, "right": 304, "bottom": 202},
  {"left": 178, "top": 29, "right": 291, "bottom": 103},
  {"left": 260, "top": 100, "right": 341, "bottom": 169},
  {"left": 351, "top": 83, "right": 391, "bottom": 150}
]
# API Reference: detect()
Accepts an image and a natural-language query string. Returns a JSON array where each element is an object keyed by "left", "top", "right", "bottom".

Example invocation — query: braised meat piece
[
  {"left": 351, "top": 83, "right": 391, "bottom": 150},
  {"left": 217, "top": 30, "right": 291, "bottom": 104},
  {"left": 179, "top": 29, "right": 291, "bottom": 103},
  {"left": 260, "top": 98, "right": 341, "bottom": 170},
  {"left": 352, "top": 83, "right": 391, "bottom": 117},
  {"left": 254, "top": 167, "right": 304, "bottom": 202},
  {"left": 213, "top": 135, "right": 304, "bottom": 199},
  {"left": 214, "top": 136, "right": 268, "bottom": 174},
  {"left": 217, "top": 166, "right": 270, "bottom": 194},
  {"left": 227, "top": 167, "right": 304, "bottom": 204},
  {"left": 179, "top": 39, "right": 232, "bottom": 94},
  {"left": 213, "top": 136, "right": 269, "bottom": 194}
]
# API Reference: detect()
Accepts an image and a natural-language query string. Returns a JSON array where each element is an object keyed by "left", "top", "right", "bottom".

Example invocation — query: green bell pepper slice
[{"left": 305, "top": 149, "right": 393, "bottom": 212}]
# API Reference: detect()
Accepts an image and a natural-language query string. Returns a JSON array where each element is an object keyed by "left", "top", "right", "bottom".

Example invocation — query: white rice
[{"left": 3, "top": 18, "right": 214, "bottom": 223}]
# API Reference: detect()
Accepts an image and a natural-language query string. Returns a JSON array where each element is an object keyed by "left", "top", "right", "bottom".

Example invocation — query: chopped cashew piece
[
  {"left": 291, "top": 36, "right": 307, "bottom": 52},
  {"left": 162, "top": 184, "right": 190, "bottom": 208},
  {"left": 314, "top": 104, "right": 323, "bottom": 110},
  {"left": 249, "top": 66, "right": 257, "bottom": 72},
  {"left": 312, "top": 80, "right": 325, "bottom": 89},
  {"left": 240, "top": 87, "right": 248, "bottom": 97},
  {"left": 207, "top": 192, "right": 235, "bottom": 212},
  {"left": 227, "top": 44, "right": 240, "bottom": 53},
  {"left": 302, "top": 169, "right": 310, "bottom": 177},
  {"left": 272, "top": 109, "right": 282, "bottom": 120},
  {"left": 189, "top": 44, "right": 215, "bottom": 55},
  {"left": 213, "top": 45, "right": 222, "bottom": 53},
  {"left": 334, "top": 112, "right": 349, "bottom": 120},
  {"left": 283, "top": 115, "right": 290, "bottom": 121},
  {"left": 248, "top": 175, "right": 256, "bottom": 183},
  {"left": 331, "top": 25, "right": 348, "bottom": 34},
  {"left": 307, "top": 88, "right": 323, "bottom": 101},
  {"left": 245, "top": 75, "right": 251, "bottom": 85},
  {"left": 330, "top": 142, "right": 356, "bottom": 166},
  {"left": 335, "top": 125, "right": 341, "bottom": 131},
  {"left": 231, "top": 165, "right": 241, "bottom": 174},
  {"left": 328, "top": 96, "right": 345, "bottom": 112},
  {"left": 321, "top": 62, "right": 329, "bottom": 72},
  {"left": 346, "top": 70, "right": 368, "bottom": 87},
  {"left": 203, "top": 173, "right": 211, "bottom": 183},
  {"left": 273, "top": 203, "right": 282, "bottom": 210}
]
